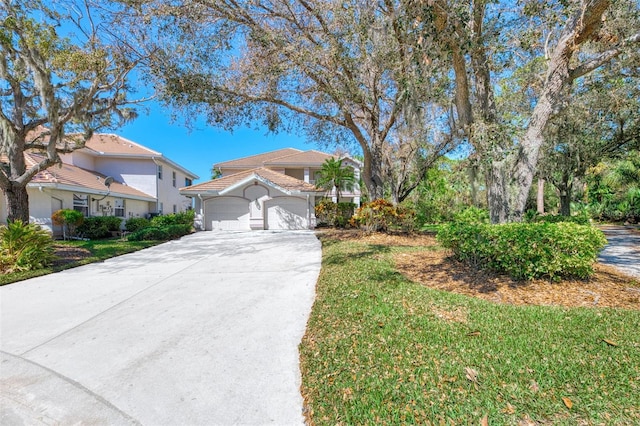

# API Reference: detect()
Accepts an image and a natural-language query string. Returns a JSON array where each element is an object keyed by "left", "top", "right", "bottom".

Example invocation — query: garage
[
  {"left": 265, "top": 197, "right": 309, "bottom": 230},
  {"left": 205, "top": 197, "right": 250, "bottom": 231}
]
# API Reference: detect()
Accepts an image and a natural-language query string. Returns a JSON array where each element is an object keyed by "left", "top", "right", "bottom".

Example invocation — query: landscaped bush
[
  {"left": 315, "top": 200, "right": 355, "bottom": 228},
  {"left": 0, "top": 220, "right": 55, "bottom": 273},
  {"left": 525, "top": 210, "right": 591, "bottom": 225},
  {"left": 350, "top": 199, "right": 416, "bottom": 232},
  {"left": 453, "top": 206, "right": 490, "bottom": 224},
  {"left": 77, "top": 216, "right": 123, "bottom": 240},
  {"left": 150, "top": 210, "right": 195, "bottom": 227},
  {"left": 437, "top": 222, "right": 607, "bottom": 281},
  {"left": 127, "top": 224, "right": 192, "bottom": 241},
  {"left": 125, "top": 217, "right": 151, "bottom": 233},
  {"left": 51, "top": 209, "right": 84, "bottom": 239}
]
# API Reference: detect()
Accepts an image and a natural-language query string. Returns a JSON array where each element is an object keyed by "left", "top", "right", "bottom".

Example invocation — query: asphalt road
[
  {"left": 598, "top": 226, "right": 640, "bottom": 279},
  {"left": 1, "top": 231, "right": 321, "bottom": 426}
]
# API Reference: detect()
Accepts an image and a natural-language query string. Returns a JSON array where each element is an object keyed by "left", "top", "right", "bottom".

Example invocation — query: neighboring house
[
  {"left": 181, "top": 148, "right": 361, "bottom": 231},
  {"left": 0, "top": 134, "right": 198, "bottom": 236}
]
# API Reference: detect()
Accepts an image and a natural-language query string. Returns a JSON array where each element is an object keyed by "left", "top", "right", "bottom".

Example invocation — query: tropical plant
[
  {"left": 315, "top": 158, "right": 356, "bottom": 202},
  {"left": 0, "top": 220, "right": 55, "bottom": 273},
  {"left": 51, "top": 209, "right": 84, "bottom": 240}
]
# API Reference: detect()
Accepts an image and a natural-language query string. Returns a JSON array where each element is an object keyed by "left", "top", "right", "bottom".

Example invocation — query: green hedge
[
  {"left": 125, "top": 217, "right": 151, "bottom": 233},
  {"left": 437, "top": 222, "right": 607, "bottom": 281},
  {"left": 127, "top": 224, "right": 193, "bottom": 241},
  {"left": 350, "top": 199, "right": 416, "bottom": 232},
  {"left": 77, "top": 216, "right": 123, "bottom": 240},
  {"left": 150, "top": 211, "right": 195, "bottom": 227},
  {"left": 315, "top": 200, "right": 356, "bottom": 228}
]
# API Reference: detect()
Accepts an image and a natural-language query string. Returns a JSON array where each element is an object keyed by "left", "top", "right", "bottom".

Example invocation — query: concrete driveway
[
  {"left": 598, "top": 226, "right": 640, "bottom": 278},
  {"left": 0, "top": 231, "right": 321, "bottom": 425}
]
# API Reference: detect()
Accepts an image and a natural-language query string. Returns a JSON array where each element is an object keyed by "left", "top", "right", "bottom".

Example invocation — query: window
[
  {"left": 114, "top": 199, "right": 125, "bottom": 217},
  {"left": 172, "top": 171, "right": 176, "bottom": 187},
  {"left": 73, "top": 194, "right": 89, "bottom": 216},
  {"left": 185, "top": 177, "right": 192, "bottom": 187},
  {"left": 173, "top": 204, "right": 177, "bottom": 214},
  {"left": 158, "top": 165, "right": 163, "bottom": 180},
  {"left": 159, "top": 202, "right": 163, "bottom": 214}
]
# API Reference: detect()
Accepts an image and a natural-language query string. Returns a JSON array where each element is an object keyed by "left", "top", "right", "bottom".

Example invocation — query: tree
[
  {"left": 316, "top": 157, "right": 355, "bottom": 203},
  {"left": 0, "top": 0, "right": 142, "bottom": 222},
  {"left": 411, "top": 0, "right": 640, "bottom": 223},
  {"left": 538, "top": 69, "right": 640, "bottom": 216},
  {"left": 119, "top": 0, "right": 457, "bottom": 202}
]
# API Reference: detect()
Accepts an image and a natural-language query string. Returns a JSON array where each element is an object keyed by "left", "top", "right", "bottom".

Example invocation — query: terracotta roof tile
[
  {"left": 27, "top": 153, "right": 155, "bottom": 200},
  {"left": 182, "top": 168, "right": 320, "bottom": 193},
  {"left": 263, "top": 150, "right": 335, "bottom": 166},
  {"left": 83, "top": 133, "right": 159, "bottom": 156},
  {"left": 214, "top": 148, "right": 303, "bottom": 169}
]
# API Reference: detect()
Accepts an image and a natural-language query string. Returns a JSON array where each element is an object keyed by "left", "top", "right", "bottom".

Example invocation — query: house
[
  {"left": 180, "top": 148, "right": 361, "bottom": 231},
  {"left": 0, "top": 134, "right": 199, "bottom": 236}
]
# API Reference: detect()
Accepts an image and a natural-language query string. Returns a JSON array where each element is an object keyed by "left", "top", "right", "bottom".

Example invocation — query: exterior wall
[
  {"left": 157, "top": 161, "right": 194, "bottom": 214},
  {"left": 61, "top": 151, "right": 96, "bottom": 170},
  {"left": 284, "top": 168, "right": 304, "bottom": 181},
  {"left": 219, "top": 167, "right": 251, "bottom": 177},
  {"left": 94, "top": 157, "right": 157, "bottom": 198}
]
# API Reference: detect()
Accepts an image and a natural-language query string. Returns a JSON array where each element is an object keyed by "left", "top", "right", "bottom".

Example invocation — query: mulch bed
[
  {"left": 51, "top": 243, "right": 92, "bottom": 268},
  {"left": 317, "top": 230, "right": 640, "bottom": 310}
]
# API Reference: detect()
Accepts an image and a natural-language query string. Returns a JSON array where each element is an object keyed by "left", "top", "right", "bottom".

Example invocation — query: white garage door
[
  {"left": 265, "top": 197, "right": 308, "bottom": 230},
  {"left": 205, "top": 197, "right": 250, "bottom": 231}
]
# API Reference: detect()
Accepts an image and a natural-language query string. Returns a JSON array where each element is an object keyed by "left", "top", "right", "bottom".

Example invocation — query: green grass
[
  {"left": 0, "top": 239, "right": 160, "bottom": 286},
  {"left": 300, "top": 236, "right": 640, "bottom": 425}
]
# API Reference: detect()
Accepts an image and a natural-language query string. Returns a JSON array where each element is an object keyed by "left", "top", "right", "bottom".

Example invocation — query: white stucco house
[
  {"left": 180, "top": 148, "right": 361, "bottom": 231},
  {"left": 0, "top": 134, "right": 198, "bottom": 236}
]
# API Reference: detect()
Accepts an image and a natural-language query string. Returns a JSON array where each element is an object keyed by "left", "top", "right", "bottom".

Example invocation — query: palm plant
[{"left": 316, "top": 158, "right": 356, "bottom": 202}]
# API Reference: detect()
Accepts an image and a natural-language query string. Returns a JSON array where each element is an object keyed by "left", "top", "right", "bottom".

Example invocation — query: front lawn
[
  {"left": 0, "top": 239, "right": 160, "bottom": 286},
  {"left": 300, "top": 231, "right": 640, "bottom": 425}
]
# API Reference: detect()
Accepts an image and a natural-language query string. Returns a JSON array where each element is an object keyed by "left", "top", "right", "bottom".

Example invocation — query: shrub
[
  {"left": 150, "top": 210, "right": 195, "bottom": 227},
  {"left": 125, "top": 217, "right": 151, "bottom": 233},
  {"left": 437, "top": 222, "right": 607, "bottom": 281},
  {"left": 526, "top": 209, "right": 591, "bottom": 226},
  {"left": 51, "top": 209, "right": 84, "bottom": 239},
  {"left": 127, "top": 224, "right": 193, "bottom": 241},
  {"left": 0, "top": 220, "right": 55, "bottom": 273},
  {"left": 77, "top": 216, "right": 123, "bottom": 240},
  {"left": 453, "top": 206, "right": 490, "bottom": 224},
  {"left": 350, "top": 199, "right": 416, "bottom": 232},
  {"left": 315, "top": 200, "right": 355, "bottom": 228}
]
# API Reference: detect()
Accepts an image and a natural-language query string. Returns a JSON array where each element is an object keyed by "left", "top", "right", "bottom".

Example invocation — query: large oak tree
[{"left": 0, "top": 0, "right": 142, "bottom": 222}]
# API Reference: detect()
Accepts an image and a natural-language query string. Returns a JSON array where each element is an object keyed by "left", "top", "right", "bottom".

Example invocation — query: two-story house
[
  {"left": 0, "top": 134, "right": 198, "bottom": 236},
  {"left": 180, "top": 148, "right": 361, "bottom": 231}
]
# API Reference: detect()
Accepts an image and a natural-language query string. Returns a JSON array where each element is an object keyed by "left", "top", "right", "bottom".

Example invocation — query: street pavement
[
  {"left": 598, "top": 226, "right": 640, "bottom": 278},
  {"left": 1, "top": 231, "right": 321, "bottom": 426}
]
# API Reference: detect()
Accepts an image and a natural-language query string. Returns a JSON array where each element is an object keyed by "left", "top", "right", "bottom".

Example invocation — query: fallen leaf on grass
[
  {"left": 480, "top": 414, "right": 489, "bottom": 426},
  {"left": 465, "top": 367, "right": 479, "bottom": 383},
  {"left": 467, "top": 330, "right": 481, "bottom": 337},
  {"left": 502, "top": 402, "right": 515, "bottom": 414},
  {"left": 602, "top": 338, "right": 618, "bottom": 347},
  {"left": 529, "top": 380, "right": 539, "bottom": 393},
  {"left": 562, "top": 397, "right": 573, "bottom": 409}
]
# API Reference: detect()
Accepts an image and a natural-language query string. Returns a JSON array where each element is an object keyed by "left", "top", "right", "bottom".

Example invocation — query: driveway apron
[{"left": 1, "top": 231, "right": 321, "bottom": 425}]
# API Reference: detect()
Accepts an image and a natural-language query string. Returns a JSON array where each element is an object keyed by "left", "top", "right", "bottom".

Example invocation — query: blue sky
[{"left": 117, "top": 101, "right": 318, "bottom": 183}]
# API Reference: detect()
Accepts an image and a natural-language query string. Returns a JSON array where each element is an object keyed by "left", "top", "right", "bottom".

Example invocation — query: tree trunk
[
  {"left": 537, "top": 178, "right": 545, "bottom": 214},
  {"left": 559, "top": 192, "right": 571, "bottom": 216},
  {"left": 486, "top": 160, "right": 509, "bottom": 224},
  {"left": 4, "top": 184, "right": 30, "bottom": 223}
]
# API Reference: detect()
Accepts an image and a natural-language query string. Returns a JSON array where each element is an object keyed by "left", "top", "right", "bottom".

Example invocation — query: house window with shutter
[
  {"left": 172, "top": 171, "right": 176, "bottom": 187},
  {"left": 158, "top": 165, "right": 163, "bottom": 179}
]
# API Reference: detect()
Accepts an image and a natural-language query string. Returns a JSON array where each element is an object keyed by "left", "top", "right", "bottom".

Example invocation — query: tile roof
[
  {"left": 263, "top": 150, "right": 335, "bottom": 166},
  {"left": 214, "top": 148, "right": 303, "bottom": 169},
  {"left": 182, "top": 168, "right": 321, "bottom": 193},
  {"left": 83, "top": 133, "right": 160, "bottom": 156},
  {"left": 26, "top": 153, "right": 155, "bottom": 200}
]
